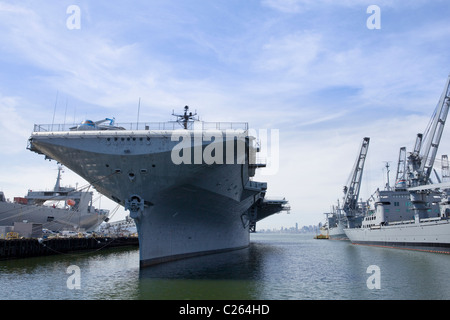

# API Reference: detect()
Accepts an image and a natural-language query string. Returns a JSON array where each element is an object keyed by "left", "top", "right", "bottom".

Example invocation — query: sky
[{"left": 1, "top": 0, "right": 450, "bottom": 229}]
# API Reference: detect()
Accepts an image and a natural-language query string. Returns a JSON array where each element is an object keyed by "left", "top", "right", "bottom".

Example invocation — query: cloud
[
  {"left": 255, "top": 31, "right": 322, "bottom": 76},
  {"left": 0, "top": 95, "right": 31, "bottom": 154},
  {"left": 261, "top": 0, "right": 310, "bottom": 13},
  {"left": 0, "top": 2, "right": 161, "bottom": 109},
  {"left": 261, "top": 0, "right": 400, "bottom": 13}
]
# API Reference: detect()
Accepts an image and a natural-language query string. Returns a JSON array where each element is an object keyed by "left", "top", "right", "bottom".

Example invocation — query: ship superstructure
[
  {"left": 344, "top": 75, "right": 450, "bottom": 253},
  {"left": 0, "top": 166, "right": 109, "bottom": 232},
  {"left": 28, "top": 106, "right": 289, "bottom": 266}
]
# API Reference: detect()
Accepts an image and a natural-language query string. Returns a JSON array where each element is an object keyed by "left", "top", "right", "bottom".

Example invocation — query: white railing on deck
[{"left": 33, "top": 121, "right": 248, "bottom": 132}]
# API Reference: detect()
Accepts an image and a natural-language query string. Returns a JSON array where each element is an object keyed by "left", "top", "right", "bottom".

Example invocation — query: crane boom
[
  {"left": 408, "top": 75, "right": 450, "bottom": 187},
  {"left": 420, "top": 76, "right": 450, "bottom": 182},
  {"left": 394, "top": 147, "right": 407, "bottom": 189},
  {"left": 342, "top": 137, "right": 370, "bottom": 217}
]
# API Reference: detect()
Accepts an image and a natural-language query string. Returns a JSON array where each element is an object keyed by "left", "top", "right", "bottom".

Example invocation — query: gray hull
[
  {"left": 137, "top": 185, "right": 252, "bottom": 266},
  {"left": 130, "top": 157, "right": 258, "bottom": 266},
  {"left": 328, "top": 221, "right": 348, "bottom": 240},
  {"left": 344, "top": 219, "right": 450, "bottom": 253},
  {"left": 0, "top": 200, "right": 107, "bottom": 232}
]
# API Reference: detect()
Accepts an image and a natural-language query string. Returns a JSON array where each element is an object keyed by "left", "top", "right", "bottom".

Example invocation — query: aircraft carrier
[
  {"left": 344, "top": 75, "right": 450, "bottom": 253},
  {"left": 28, "top": 107, "right": 289, "bottom": 266}
]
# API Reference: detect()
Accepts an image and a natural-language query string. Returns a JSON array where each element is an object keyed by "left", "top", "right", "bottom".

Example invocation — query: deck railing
[{"left": 33, "top": 121, "right": 248, "bottom": 132}]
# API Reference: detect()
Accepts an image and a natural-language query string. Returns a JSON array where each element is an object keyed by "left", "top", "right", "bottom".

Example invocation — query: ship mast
[
  {"left": 384, "top": 161, "right": 391, "bottom": 191},
  {"left": 54, "top": 165, "right": 64, "bottom": 192},
  {"left": 172, "top": 106, "right": 198, "bottom": 129}
]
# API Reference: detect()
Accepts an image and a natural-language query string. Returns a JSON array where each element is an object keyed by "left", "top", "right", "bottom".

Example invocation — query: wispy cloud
[
  {"left": 0, "top": 95, "right": 30, "bottom": 154},
  {"left": 261, "top": 0, "right": 400, "bottom": 13},
  {"left": 255, "top": 31, "right": 322, "bottom": 75}
]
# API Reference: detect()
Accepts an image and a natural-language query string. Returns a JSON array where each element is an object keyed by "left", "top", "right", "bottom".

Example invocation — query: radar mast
[{"left": 172, "top": 106, "right": 198, "bottom": 129}]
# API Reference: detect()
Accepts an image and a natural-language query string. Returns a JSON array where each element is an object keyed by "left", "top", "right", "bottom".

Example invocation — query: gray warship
[
  {"left": 28, "top": 107, "right": 289, "bottom": 266},
  {"left": 322, "top": 206, "right": 347, "bottom": 240},
  {"left": 344, "top": 75, "right": 450, "bottom": 253},
  {"left": 0, "top": 166, "right": 110, "bottom": 232}
]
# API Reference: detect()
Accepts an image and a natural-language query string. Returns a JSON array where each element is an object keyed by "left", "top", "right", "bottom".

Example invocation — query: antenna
[
  {"left": 63, "top": 97, "right": 68, "bottom": 129},
  {"left": 172, "top": 105, "right": 198, "bottom": 129},
  {"left": 136, "top": 97, "right": 141, "bottom": 130},
  {"left": 73, "top": 105, "right": 77, "bottom": 124},
  {"left": 384, "top": 161, "right": 391, "bottom": 190},
  {"left": 51, "top": 90, "right": 59, "bottom": 131}
]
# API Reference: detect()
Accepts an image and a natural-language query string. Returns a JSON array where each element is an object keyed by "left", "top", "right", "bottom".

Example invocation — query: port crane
[
  {"left": 342, "top": 137, "right": 370, "bottom": 226},
  {"left": 393, "top": 75, "right": 450, "bottom": 220},
  {"left": 394, "top": 75, "right": 450, "bottom": 189}
]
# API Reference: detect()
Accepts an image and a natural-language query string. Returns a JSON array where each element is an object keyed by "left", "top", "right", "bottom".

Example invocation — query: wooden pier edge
[{"left": 0, "top": 236, "right": 139, "bottom": 260}]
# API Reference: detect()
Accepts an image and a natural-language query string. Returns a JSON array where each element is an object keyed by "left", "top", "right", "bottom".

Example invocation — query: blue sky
[{"left": 1, "top": 0, "right": 450, "bottom": 229}]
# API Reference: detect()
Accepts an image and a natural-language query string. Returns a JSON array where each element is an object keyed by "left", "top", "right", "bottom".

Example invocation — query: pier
[{"left": 0, "top": 236, "right": 138, "bottom": 260}]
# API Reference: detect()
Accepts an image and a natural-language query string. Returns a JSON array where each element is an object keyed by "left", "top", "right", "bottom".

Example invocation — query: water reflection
[
  {"left": 0, "top": 246, "right": 141, "bottom": 300},
  {"left": 1, "top": 234, "right": 450, "bottom": 300},
  {"left": 137, "top": 243, "right": 277, "bottom": 299}
]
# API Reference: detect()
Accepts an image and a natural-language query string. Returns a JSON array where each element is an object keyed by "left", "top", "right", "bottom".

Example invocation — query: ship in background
[
  {"left": 322, "top": 137, "right": 370, "bottom": 240},
  {"left": 322, "top": 204, "right": 347, "bottom": 240},
  {"left": 344, "top": 74, "right": 450, "bottom": 253},
  {"left": 28, "top": 106, "right": 289, "bottom": 267},
  {"left": 0, "top": 166, "right": 110, "bottom": 232}
]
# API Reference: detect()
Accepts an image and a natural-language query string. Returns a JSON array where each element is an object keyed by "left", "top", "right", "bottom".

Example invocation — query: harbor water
[{"left": 1, "top": 233, "right": 449, "bottom": 300}]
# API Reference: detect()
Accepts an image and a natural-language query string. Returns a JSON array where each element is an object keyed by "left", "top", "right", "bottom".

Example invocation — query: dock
[{"left": 0, "top": 236, "right": 138, "bottom": 260}]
